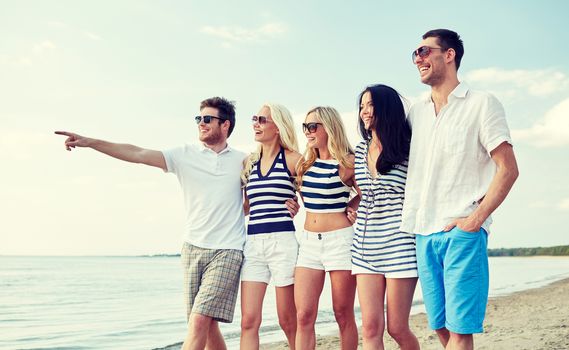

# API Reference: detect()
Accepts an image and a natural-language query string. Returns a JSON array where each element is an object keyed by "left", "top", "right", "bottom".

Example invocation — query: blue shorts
[{"left": 416, "top": 227, "right": 489, "bottom": 334}]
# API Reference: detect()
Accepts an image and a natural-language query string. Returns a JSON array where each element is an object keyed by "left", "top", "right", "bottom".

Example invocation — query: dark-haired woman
[{"left": 348, "top": 84, "right": 420, "bottom": 350}]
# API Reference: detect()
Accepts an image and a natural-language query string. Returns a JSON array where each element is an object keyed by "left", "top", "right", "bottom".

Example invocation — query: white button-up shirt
[
  {"left": 400, "top": 83, "right": 512, "bottom": 235},
  {"left": 163, "top": 143, "right": 246, "bottom": 250}
]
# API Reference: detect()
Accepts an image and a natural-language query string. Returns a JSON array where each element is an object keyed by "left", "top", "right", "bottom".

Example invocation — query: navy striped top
[
  {"left": 245, "top": 148, "right": 296, "bottom": 235},
  {"left": 300, "top": 159, "right": 351, "bottom": 213},
  {"left": 351, "top": 140, "right": 417, "bottom": 274}
]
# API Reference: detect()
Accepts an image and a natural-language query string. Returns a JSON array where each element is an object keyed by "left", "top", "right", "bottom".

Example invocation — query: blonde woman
[
  {"left": 295, "top": 106, "right": 359, "bottom": 350},
  {"left": 240, "top": 103, "right": 303, "bottom": 350}
]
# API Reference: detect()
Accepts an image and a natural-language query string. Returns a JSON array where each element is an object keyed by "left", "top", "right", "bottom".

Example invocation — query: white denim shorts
[
  {"left": 241, "top": 232, "right": 299, "bottom": 287},
  {"left": 351, "top": 263, "right": 419, "bottom": 278},
  {"left": 296, "top": 226, "right": 354, "bottom": 272}
]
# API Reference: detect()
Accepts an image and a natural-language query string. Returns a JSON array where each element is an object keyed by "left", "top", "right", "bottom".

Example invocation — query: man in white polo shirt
[
  {"left": 402, "top": 29, "right": 519, "bottom": 350},
  {"left": 56, "top": 97, "right": 246, "bottom": 350}
]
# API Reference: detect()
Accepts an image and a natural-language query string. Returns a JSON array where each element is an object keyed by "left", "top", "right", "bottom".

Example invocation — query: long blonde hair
[
  {"left": 241, "top": 103, "right": 299, "bottom": 186},
  {"left": 296, "top": 106, "right": 354, "bottom": 187}
]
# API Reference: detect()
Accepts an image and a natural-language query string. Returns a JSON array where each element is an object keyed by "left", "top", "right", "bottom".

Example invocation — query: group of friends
[{"left": 56, "top": 29, "right": 519, "bottom": 350}]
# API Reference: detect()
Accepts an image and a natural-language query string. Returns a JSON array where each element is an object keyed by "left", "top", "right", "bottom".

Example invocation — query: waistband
[
  {"left": 302, "top": 226, "right": 354, "bottom": 240},
  {"left": 247, "top": 231, "right": 296, "bottom": 241}
]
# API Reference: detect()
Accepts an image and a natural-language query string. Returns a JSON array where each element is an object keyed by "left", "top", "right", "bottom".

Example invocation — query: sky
[{"left": 1, "top": 0, "right": 568, "bottom": 255}]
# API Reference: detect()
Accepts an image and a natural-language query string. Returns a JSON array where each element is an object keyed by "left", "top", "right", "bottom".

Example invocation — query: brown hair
[{"left": 200, "top": 97, "right": 237, "bottom": 136}]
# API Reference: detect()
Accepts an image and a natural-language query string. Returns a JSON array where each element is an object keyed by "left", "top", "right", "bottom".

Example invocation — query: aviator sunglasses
[
  {"left": 194, "top": 115, "right": 225, "bottom": 124},
  {"left": 251, "top": 115, "right": 272, "bottom": 125},
  {"left": 411, "top": 46, "right": 445, "bottom": 63},
  {"left": 302, "top": 122, "right": 323, "bottom": 133}
]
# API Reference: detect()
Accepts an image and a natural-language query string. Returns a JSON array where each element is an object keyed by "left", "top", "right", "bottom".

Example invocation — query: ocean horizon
[{"left": 2, "top": 255, "right": 569, "bottom": 350}]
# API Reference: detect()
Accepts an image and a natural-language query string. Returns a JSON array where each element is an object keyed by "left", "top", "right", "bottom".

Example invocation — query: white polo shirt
[
  {"left": 400, "top": 83, "right": 512, "bottom": 235},
  {"left": 162, "top": 143, "right": 246, "bottom": 250}
]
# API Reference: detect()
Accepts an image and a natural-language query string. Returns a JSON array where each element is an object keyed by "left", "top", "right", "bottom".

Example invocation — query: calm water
[{"left": 2, "top": 256, "right": 569, "bottom": 349}]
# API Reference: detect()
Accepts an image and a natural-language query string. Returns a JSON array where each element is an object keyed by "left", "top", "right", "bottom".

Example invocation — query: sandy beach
[{"left": 262, "top": 277, "right": 569, "bottom": 350}]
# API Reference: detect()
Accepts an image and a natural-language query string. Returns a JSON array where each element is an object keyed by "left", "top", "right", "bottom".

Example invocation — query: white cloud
[
  {"left": 512, "top": 97, "right": 569, "bottom": 147},
  {"left": 200, "top": 22, "right": 287, "bottom": 44},
  {"left": 403, "top": 91, "right": 429, "bottom": 109},
  {"left": 464, "top": 68, "right": 569, "bottom": 97},
  {"left": 0, "top": 40, "right": 56, "bottom": 67},
  {"left": 84, "top": 31, "right": 102, "bottom": 41},
  {"left": 15, "top": 57, "right": 33, "bottom": 66},
  {"left": 557, "top": 198, "right": 569, "bottom": 211},
  {"left": 32, "top": 40, "right": 56, "bottom": 54}
]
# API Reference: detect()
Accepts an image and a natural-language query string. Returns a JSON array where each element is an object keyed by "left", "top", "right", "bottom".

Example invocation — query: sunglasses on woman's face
[
  {"left": 411, "top": 46, "right": 445, "bottom": 63},
  {"left": 194, "top": 115, "right": 225, "bottom": 124},
  {"left": 251, "top": 115, "right": 272, "bottom": 125},
  {"left": 302, "top": 122, "right": 323, "bottom": 133}
]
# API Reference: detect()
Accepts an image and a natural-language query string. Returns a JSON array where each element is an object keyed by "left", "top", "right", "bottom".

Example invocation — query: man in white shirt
[
  {"left": 56, "top": 97, "right": 247, "bottom": 350},
  {"left": 401, "top": 29, "right": 519, "bottom": 350}
]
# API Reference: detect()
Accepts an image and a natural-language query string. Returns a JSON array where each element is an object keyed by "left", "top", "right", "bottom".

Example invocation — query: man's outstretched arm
[{"left": 55, "top": 131, "right": 167, "bottom": 171}]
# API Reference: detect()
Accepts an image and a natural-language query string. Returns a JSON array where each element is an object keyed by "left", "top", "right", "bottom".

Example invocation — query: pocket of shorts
[
  {"left": 181, "top": 243, "right": 190, "bottom": 265},
  {"left": 243, "top": 238, "right": 257, "bottom": 257},
  {"left": 341, "top": 230, "right": 355, "bottom": 246},
  {"left": 276, "top": 234, "right": 299, "bottom": 250}
]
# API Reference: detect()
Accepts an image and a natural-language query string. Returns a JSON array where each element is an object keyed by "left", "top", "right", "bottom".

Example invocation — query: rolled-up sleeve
[{"left": 480, "top": 94, "right": 513, "bottom": 155}]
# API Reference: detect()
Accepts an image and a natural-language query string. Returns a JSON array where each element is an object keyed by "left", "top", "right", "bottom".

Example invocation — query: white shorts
[
  {"left": 296, "top": 227, "right": 353, "bottom": 272},
  {"left": 241, "top": 232, "right": 299, "bottom": 287},
  {"left": 351, "top": 264, "right": 418, "bottom": 278}
]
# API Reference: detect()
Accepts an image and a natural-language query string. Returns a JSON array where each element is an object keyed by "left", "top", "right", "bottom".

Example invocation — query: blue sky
[{"left": 1, "top": 1, "right": 568, "bottom": 255}]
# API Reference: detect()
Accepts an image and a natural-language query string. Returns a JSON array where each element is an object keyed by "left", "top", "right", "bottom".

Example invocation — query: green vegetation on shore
[{"left": 488, "top": 245, "right": 569, "bottom": 257}]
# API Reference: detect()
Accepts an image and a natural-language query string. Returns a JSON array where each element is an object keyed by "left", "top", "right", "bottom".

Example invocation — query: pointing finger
[{"left": 55, "top": 131, "right": 72, "bottom": 136}]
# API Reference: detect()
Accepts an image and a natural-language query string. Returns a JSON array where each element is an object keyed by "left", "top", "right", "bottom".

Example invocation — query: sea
[{"left": 2, "top": 255, "right": 569, "bottom": 350}]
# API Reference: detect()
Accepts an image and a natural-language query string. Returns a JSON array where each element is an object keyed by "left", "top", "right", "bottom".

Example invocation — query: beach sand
[{"left": 261, "top": 277, "right": 569, "bottom": 350}]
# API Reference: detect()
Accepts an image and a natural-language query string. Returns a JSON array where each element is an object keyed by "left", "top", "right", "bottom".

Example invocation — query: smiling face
[
  {"left": 414, "top": 36, "right": 447, "bottom": 87},
  {"left": 304, "top": 112, "right": 328, "bottom": 150},
  {"left": 252, "top": 106, "right": 279, "bottom": 143},
  {"left": 360, "top": 91, "right": 375, "bottom": 130},
  {"left": 197, "top": 106, "right": 225, "bottom": 144}
]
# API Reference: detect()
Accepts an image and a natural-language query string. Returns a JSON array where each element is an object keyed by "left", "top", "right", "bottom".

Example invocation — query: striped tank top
[
  {"left": 245, "top": 148, "right": 296, "bottom": 235},
  {"left": 300, "top": 158, "right": 351, "bottom": 213},
  {"left": 351, "top": 140, "right": 417, "bottom": 274}
]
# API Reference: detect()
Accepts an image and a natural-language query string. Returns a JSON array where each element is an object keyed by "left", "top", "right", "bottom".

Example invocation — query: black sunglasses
[
  {"left": 251, "top": 115, "right": 272, "bottom": 125},
  {"left": 195, "top": 115, "right": 225, "bottom": 124},
  {"left": 411, "top": 46, "right": 445, "bottom": 63},
  {"left": 302, "top": 122, "right": 323, "bottom": 133}
]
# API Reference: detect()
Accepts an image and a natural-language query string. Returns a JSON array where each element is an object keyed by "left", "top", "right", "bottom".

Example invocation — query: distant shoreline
[
  {"left": 146, "top": 244, "right": 569, "bottom": 258},
  {"left": 487, "top": 245, "right": 569, "bottom": 256},
  {"left": 3, "top": 247, "right": 569, "bottom": 258}
]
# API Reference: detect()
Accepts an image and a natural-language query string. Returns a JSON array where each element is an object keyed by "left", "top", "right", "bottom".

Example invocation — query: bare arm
[
  {"left": 346, "top": 172, "right": 361, "bottom": 225},
  {"left": 243, "top": 197, "right": 250, "bottom": 216},
  {"left": 445, "top": 141, "right": 519, "bottom": 232},
  {"left": 340, "top": 154, "right": 360, "bottom": 224},
  {"left": 55, "top": 131, "right": 167, "bottom": 171},
  {"left": 283, "top": 150, "right": 303, "bottom": 217}
]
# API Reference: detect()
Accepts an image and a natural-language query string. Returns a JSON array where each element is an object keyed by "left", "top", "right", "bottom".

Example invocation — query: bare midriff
[{"left": 304, "top": 211, "right": 352, "bottom": 233}]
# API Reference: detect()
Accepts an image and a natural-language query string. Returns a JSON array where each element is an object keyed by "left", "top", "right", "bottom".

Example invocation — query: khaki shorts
[{"left": 181, "top": 243, "right": 243, "bottom": 323}]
